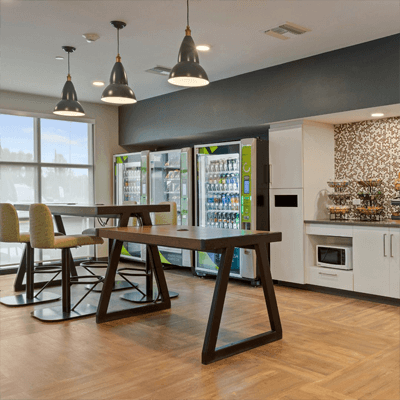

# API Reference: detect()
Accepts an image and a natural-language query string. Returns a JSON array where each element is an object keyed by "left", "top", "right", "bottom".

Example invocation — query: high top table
[
  {"left": 8, "top": 203, "right": 169, "bottom": 310},
  {"left": 95, "top": 225, "right": 282, "bottom": 365}
]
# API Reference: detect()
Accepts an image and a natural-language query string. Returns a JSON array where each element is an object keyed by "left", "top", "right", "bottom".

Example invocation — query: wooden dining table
[
  {"left": 95, "top": 224, "right": 282, "bottom": 365},
  {"left": 7, "top": 203, "right": 169, "bottom": 309}
]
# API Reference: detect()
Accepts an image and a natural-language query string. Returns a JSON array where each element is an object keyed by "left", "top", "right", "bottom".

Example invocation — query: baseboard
[{"left": 273, "top": 280, "right": 400, "bottom": 307}]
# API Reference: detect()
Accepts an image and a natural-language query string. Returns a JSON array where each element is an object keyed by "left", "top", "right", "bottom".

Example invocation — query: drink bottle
[
  {"left": 223, "top": 213, "right": 228, "bottom": 229},
  {"left": 225, "top": 193, "right": 231, "bottom": 210},
  {"left": 217, "top": 212, "right": 222, "bottom": 228},
  {"left": 209, "top": 196, "right": 214, "bottom": 210},
  {"left": 235, "top": 213, "right": 240, "bottom": 229},
  {"left": 230, "top": 213, "right": 235, "bottom": 229},
  {"left": 221, "top": 194, "right": 226, "bottom": 210}
]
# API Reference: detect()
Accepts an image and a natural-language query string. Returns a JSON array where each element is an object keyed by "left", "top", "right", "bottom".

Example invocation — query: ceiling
[
  {"left": 1, "top": 0, "right": 399, "bottom": 105},
  {"left": 307, "top": 104, "right": 400, "bottom": 125}
]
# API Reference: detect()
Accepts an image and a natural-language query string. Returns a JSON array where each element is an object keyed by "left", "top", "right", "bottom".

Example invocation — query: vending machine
[
  {"left": 114, "top": 151, "right": 150, "bottom": 263},
  {"left": 194, "top": 138, "right": 269, "bottom": 284},
  {"left": 149, "top": 148, "right": 193, "bottom": 267}
]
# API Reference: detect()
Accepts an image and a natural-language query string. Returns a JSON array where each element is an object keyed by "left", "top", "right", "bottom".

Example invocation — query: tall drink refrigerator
[
  {"left": 149, "top": 148, "right": 193, "bottom": 267},
  {"left": 114, "top": 151, "right": 149, "bottom": 263},
  {"left": 194, "top": 138, "right": 269, "bottom": 284}
]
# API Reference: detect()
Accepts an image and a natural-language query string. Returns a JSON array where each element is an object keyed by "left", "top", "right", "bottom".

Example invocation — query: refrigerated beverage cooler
[
  {"left": 194, "top": 138, "right": 269, "bottom": 284},
  {"left": 149, "top": 148, "right": 193, "bottom": 267},
  {"left": 114, "top": 151, "right": 150, "bottom": 263}
]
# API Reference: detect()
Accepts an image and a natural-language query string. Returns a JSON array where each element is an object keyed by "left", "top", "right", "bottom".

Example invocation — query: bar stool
[
  {"left": 119, "top": 201, "right": 179, "bottom": 304},
  {"left": 80, "top": 201, "right": 139, "bottom": 292},
  {"left": 29, "top": 203, "right": 104, "bottom": 321},
  {"left": 0, "top": 203, "right": 61, "bottom": 306}
]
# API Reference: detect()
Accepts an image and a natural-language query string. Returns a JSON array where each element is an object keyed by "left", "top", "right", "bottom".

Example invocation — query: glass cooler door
[
  {"left": 114, "top": 151, "right": 148, "bottom": 261},
  {"left": 195, "top": 142, "right": 241, "bottom": 276},
  {"left": 150, "top": 150, "right": 188, "bottom": 266}
]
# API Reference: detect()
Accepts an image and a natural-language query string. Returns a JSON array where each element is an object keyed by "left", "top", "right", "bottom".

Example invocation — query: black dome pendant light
[
  {"left": 101, "top": 21, "right": 137, "bottom": 104},
  {"left": 53, "top": 46, "right": 85, "bottom": 117},
  {"left": 168, "top": 0, "right": 209, "bottom": 87}
]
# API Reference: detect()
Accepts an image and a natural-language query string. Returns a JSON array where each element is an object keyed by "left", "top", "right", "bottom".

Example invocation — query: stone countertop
[{"left": 304, "top": 219, "right": 400, "bottom": 228}]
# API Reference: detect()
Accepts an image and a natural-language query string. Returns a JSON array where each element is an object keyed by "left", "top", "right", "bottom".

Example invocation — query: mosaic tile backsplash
[{"left": 334, "top": 117, "right": 400, "bottom": 219}]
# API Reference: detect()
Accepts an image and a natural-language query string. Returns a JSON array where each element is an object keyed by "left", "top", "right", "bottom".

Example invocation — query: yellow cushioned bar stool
[
  {"left": 29, "top": 203, "right": 104, "bottom": 321},
  {"left": 0, "top": 203, "right": 61, "bottom": 306},
  {"left": 119, "top": 201, "right": 179, "bottom": 304}
]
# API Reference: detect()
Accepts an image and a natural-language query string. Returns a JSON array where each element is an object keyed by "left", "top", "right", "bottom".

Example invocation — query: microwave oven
[{"left": 316, "top": 245, "right": 353, "bottom": 270}]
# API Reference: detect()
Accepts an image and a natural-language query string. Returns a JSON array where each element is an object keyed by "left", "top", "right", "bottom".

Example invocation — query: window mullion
[{"left": 34, "top": 117, "right": 41, "bottom": 202}]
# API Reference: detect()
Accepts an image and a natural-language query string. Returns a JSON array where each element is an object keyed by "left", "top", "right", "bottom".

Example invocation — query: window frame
[{"left": 0, "top": 109, "right": 96, "bottom": 269}]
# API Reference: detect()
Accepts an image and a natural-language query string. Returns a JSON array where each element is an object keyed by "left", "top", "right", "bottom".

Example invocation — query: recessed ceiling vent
[
  {"left": 145, "top": 66, "right": 172, "bottom": 76},
  {"left": 264, "top": 22, "right": 311, "bottom": 40}
]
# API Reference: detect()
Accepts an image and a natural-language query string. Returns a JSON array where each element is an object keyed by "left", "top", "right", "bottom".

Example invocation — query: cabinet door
[
  {"left": 269, "top": 127, "right": 303, "bottom": 189},
  {"left": 389, "top": 228, "right": 400, "bottom": 299},
  {"left": 353, "top": 227, "right": 390, "bottom": 296}
]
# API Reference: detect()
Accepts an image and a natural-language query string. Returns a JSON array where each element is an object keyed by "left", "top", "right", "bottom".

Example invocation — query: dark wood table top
[
  {"left": 95, "top": 225, "right": 282, "bottom": 251},
  {"left": 13, "top": 203, "right": 169, "bottom": 218}
]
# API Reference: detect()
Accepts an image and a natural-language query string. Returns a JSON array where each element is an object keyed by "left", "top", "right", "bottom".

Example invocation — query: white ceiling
[
  {"left": 306, "top": 104, "right": 400, "bottom": 125},
  {"left": 1, "top": 0, "right": 399, "bottom": 105}
]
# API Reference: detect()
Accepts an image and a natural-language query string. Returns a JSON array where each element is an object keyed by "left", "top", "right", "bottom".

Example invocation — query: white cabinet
[
  {"left": 269, "top": 126, "right": 303, "bottom": 189},
  {"left": 353, "top": 227, "right": 399, "bottom": 298}
]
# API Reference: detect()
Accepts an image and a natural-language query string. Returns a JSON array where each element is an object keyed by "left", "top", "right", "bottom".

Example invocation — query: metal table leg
[{"left": 201, "top": 243, "right": 282, "bottom": 365}]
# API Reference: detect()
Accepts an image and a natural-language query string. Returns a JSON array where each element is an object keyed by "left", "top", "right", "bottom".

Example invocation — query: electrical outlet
[{"left": 353, "top": 199, "right": 361, "bottom": 205}]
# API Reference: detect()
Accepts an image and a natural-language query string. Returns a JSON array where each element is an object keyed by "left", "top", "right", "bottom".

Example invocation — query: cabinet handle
[
  {"left": 319, "top": 272, "right": 338, "bottom": 277},
  {"left": 269, "top": 164, "right": 272, "bottom": 185},
  {"left": 383, "top": 234, "right": 387, "bottom": 257},
  {"left": 390, "top": 234, "right": 393, "bottom": 257}
]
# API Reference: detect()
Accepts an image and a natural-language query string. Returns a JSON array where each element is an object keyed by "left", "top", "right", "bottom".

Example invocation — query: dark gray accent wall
[{"left": 119, "top": 34, "right": 400, "bottom": 151}]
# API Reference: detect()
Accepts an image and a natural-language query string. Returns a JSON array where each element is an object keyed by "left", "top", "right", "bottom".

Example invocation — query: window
[{"left": 0, "top": 113, "right": 95, "bottom": 269}]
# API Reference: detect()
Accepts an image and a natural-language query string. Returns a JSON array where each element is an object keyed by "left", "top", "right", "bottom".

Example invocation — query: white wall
[{"left": 0, "top": 89, "right": 124, "bottom": 257}]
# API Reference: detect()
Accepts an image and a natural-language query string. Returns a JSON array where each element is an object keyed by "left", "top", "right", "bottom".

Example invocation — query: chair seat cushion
[
  {"left": 52, "top": 234, "right": 104, "bottom": 249},
  {"left": 19, "top": 232, "right": 30, "bottom": 243}
]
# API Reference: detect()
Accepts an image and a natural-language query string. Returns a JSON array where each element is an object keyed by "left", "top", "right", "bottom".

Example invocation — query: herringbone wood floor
[{"left": 0, "top": 265, "right": 399, "bottom": 400}]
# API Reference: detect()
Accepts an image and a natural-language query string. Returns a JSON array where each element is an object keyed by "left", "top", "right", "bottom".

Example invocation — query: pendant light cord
[
  {"left": 117, "top": 28, "right": 120, "bottom": 56},
  {"left": 187, "top": 0, "right": 190, "bottom": 27},
  {"left": 67, "top": 51, "right": 71, "bottom": 79}
]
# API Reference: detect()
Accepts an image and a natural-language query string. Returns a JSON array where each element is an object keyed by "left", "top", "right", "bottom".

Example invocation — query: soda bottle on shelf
[
  {"left": 230, "top": 213, "right": 235, "bottom": 229},
  {"left": 213, "top": 174, "right": 218, "bottom": 191},
  {"left": 218, "top": 212, "right": 223, "bottom": 228},
  {"left": 225, "top": 193, "right": 231, "bottom": 210},
  {"left": 235, "top": 213, "right": 240, "bottom": 229},
  {"left": 221, "top": 194, "right": 226, "bottom": 210},
  {"left": 223, "top": 213, "right": 228, "bottom": 229}
]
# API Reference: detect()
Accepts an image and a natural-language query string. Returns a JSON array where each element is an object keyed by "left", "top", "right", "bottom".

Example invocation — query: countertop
[{"left": 304, "top": 219, "right": 400, "bottom": 228}]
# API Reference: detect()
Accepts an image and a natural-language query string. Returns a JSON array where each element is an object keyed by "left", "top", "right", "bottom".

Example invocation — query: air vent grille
[
  {"left": 265, "top": 21, "right": 311, "bottom": 40},
  {"left": 145, "top": 66, "right": 172, "bottom": 76}
]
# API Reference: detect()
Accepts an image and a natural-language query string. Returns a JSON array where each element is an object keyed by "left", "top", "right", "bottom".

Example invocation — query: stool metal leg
[
  {"left": 0, "top": 243, "right": 60, "bottom": 307},
  {"left": 31, "top": 248, "right": 98, "bottom": 322}
]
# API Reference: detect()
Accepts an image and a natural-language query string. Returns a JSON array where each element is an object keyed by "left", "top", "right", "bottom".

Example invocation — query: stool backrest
[
  {"left": 154, "top": 201, "right": 177, "bottom": 225},
  {"left": 29, "top": 204, "right": 55, "bottom": 249},
  {"left": 0, "top": 203, "right": 21, "bottom": 242}
]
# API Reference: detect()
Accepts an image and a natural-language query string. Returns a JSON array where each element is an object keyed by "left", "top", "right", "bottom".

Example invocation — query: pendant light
[
  {"left": 53, "top": 46, "right": 85, "bottom": 116},
  {"left": 168, "top": 0, "right": 209, "bottom": 87},
  {"left": 101, "top": 21, "right": 137, "bottom": 104}
]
